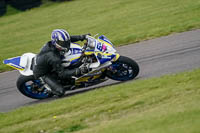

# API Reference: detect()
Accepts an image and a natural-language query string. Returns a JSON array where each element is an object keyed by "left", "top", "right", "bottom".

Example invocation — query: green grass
[
  {"left": 4, "top": 5, "right": 22, "bottom": 16},
  {"left": 0, "top": 68, "right": 199, "bottom": 133},
  {"left": 2, "top": 0, "right": 56, "bottom": 17},
  {"left": 0, "top": 0, "right": 200, "bottom": 72}
]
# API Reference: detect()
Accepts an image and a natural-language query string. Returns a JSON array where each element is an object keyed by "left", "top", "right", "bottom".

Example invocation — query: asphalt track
[{"left": 0, "top": 29, "right": 200, "bottom": 112}]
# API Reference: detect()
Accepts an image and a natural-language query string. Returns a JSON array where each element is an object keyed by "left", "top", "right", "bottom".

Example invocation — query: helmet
[{"left": 51, "top": 29, "right": 71, "bottom": 52}]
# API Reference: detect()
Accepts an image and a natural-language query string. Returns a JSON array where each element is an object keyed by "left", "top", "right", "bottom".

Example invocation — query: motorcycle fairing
[
  {"left": 3, "top": 56, "right": 25, "bottom": 71},
  {"left": 74, "top": 61, "right": 112, "bottom": 86},
  {"left": 3, "top": 53, "right": 35, "bottom": 76},
  {"left": 63, "top": 35, "right": 120, "bottom": 68},
  {"left": 94, "top": 52, "right": 116, "bottom": 64},
  {"left": 98, "top": 35, "right": 114, "bottom": 46},
  {"left": 62, "top": 43, "right": 82, "bottom": 67}
]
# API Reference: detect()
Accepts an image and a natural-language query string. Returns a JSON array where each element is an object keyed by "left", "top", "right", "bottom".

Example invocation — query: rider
[{"left": 32, "top": 29, "right": 89, "bottom": 96}]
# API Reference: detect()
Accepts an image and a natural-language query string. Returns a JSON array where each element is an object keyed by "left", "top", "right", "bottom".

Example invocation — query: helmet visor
[
  {"left": 56, "top": 40, "right": 70, "bottom": 51},
  {"left": 57, "top": 40, "right": 70, "bottom": 48},
  {"left": 55, "top": 40, "right": 70, "bottom": 52}
]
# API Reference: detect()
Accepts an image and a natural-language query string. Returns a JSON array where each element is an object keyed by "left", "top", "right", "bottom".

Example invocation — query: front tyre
[
  {"left": 105, "top": 56, "right": 139, "bottom": 81},
  {"left": 16, "top": 75, "right": 53, "bottom": 99}
]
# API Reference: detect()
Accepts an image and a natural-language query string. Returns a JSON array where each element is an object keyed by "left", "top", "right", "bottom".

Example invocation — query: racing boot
[{"left": 42, "top": 75, "right": 65, "bottom": 97}]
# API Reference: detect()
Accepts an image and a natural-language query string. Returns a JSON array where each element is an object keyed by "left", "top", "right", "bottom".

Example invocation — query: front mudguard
[{"left": 111, "top": 53, "right": 120, "bottom": 62}]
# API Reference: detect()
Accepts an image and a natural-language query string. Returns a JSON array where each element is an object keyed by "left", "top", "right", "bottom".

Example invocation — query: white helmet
[{"left": 51, "top": 29, "right": 71, "bottom": 52}]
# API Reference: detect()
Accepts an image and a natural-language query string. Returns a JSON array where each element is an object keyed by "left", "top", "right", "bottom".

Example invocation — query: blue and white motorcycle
[{"left": 3, "top": 35, "right": 139, "bottom": 99}]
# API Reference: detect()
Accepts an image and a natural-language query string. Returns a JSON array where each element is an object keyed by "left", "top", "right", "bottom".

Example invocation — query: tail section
[
  {"left": 3, "top": 53, "right": 36, "bottom": 76},
  {"left": 3, "top": 56, "right": 25, "bottom": 71}
]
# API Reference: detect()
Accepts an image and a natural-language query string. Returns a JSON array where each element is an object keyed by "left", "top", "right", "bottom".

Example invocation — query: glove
[
  {"left": 80, "top": 33, "right": 91, "bottom": 41},
  {"left": 85, "top": 33, "right": 91, "bottom": 36}
]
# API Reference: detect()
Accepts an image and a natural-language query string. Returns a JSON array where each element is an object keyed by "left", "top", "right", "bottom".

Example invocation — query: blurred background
[{"left": 0, "top": 0, "right": 71, "bottom": 16}]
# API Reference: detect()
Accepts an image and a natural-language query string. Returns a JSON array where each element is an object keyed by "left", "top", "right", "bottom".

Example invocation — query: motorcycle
[{"left": 3, "top": 35, "right": 139, "bottom": 99}]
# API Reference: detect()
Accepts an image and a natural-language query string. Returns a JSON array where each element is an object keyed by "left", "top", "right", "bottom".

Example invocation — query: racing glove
[{"left": 80, "top": 33, "right": 91, "bottom": 41}]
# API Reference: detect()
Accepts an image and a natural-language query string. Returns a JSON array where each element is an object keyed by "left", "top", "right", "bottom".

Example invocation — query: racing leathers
[{"left": 32, "top": 35, "right": 88, "bottom": 96}]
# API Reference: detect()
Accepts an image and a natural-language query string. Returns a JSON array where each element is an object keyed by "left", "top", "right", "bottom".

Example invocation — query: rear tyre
[
  {"left": 16, "top": 75, "right": 53, "bottom": 99},
  {"left": 105, "top": 56, "right": 139, "bottom": 81}
]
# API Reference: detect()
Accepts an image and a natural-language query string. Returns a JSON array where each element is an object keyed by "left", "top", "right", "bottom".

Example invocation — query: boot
[{"left": 42, "top": 75, "right": 65, "bottom": 97}]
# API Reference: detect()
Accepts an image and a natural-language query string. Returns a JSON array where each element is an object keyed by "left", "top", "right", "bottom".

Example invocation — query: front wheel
[
  {"left": 105, "top": 56, "right": 139, "bottom": 81},
  {"left": 16, "top": 75, "right": 53, "bottom": 99}
]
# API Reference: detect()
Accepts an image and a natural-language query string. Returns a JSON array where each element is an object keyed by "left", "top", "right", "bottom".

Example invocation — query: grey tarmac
[{"left": 0, "top": 29, "right": 200, "bottom": 112}]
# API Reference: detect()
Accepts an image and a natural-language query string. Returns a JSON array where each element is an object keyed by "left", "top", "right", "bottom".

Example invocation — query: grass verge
[
  {"left": 0, "top": 68, "right": 199, "bottom": 133},
  {"left": 0, "top": 0, "right": 200, "bottom": 72}
]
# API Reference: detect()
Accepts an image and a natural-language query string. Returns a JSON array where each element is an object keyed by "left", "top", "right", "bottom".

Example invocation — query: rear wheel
[
  {"left": 16, "top": 75, "right": 53, "bottom": 99},
  {"left": 105, "top": 56, "right": 139, "bottom": 81}
]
